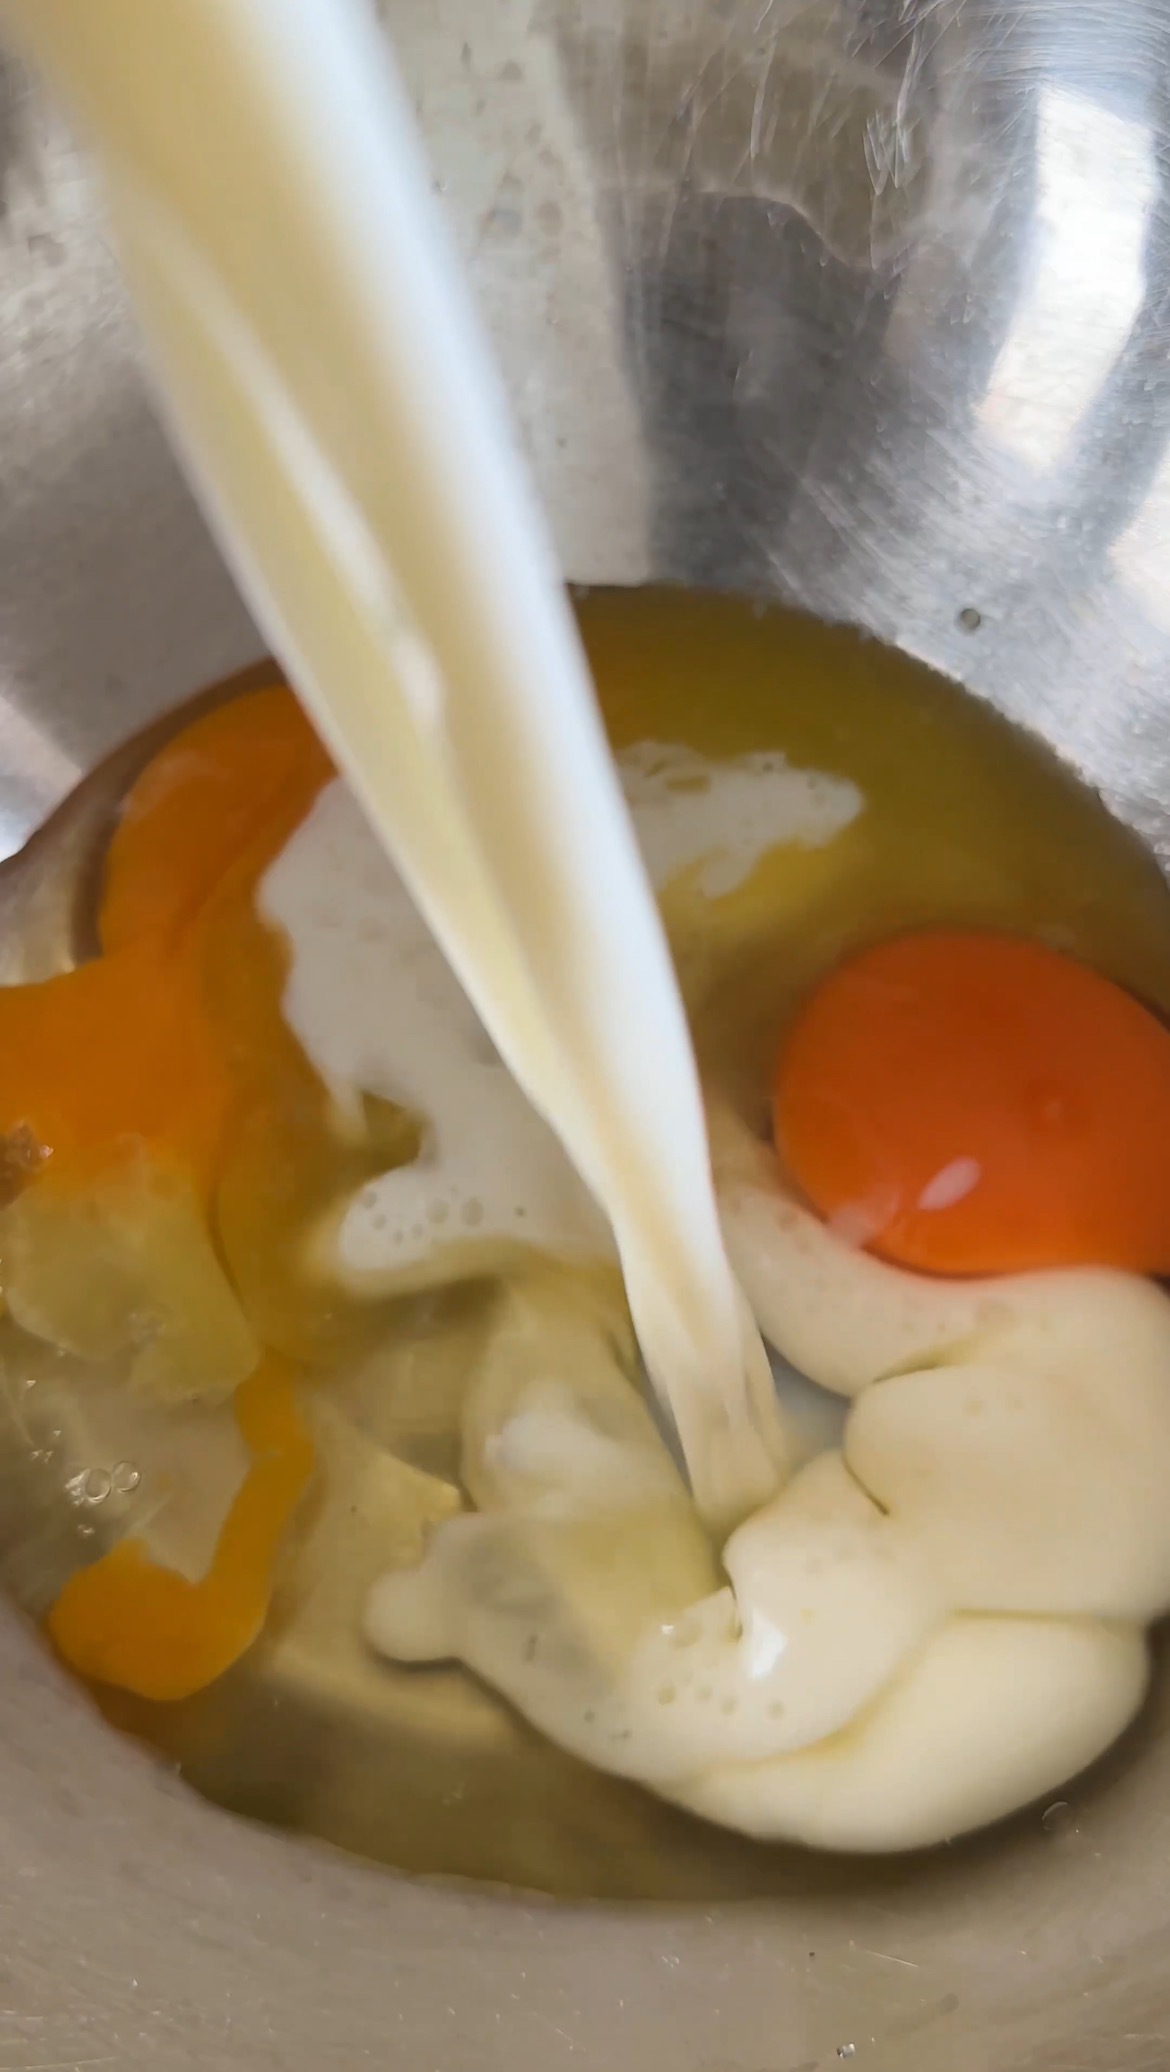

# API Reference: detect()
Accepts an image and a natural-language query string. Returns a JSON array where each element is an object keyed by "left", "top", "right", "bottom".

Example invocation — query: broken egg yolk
[
  {"left": 46, "top": 1356, "right": 314, "bottom": 1702},
  {"left": 0, "top": 684, "right": 334, "bottom": 1196},
  {"left": 774, "top": 929, "right": 1170, "bottom": 1277},
  {"left": 0, "top": 683, "right": 341, "bottom": 1699}
]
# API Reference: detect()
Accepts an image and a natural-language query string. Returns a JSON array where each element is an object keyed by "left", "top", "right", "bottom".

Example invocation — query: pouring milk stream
[{"left": 0, "top": 0, "right": 786, "bottom": 1530}]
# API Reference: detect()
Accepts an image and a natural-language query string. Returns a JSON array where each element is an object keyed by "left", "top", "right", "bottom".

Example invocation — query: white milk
[
  {"left": 366, "top": 1122, "right": 1170, "bottom": 1851},
  {"left": 0, "top": 0, "right": 785, "bottom": 1529}
]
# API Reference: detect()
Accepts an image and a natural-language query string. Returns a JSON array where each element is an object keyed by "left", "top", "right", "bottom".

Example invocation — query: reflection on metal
[
  {"left": 1115, "top": 444, "right": 1170, "bottom": 634},
  {"left": 980, "top": 87, "right": 1155, "bottom": 474},
  {"left": 3, "top": 2, "right": 1170, "bottom": 2069},
  {"left": 0, "top": 694, "right": 80, "bottom": 858}
]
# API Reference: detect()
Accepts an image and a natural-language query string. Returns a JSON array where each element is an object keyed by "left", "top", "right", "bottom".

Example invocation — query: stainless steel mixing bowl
[{"left": 3, "top": 2, "right": 1170, "bottom": 2065}]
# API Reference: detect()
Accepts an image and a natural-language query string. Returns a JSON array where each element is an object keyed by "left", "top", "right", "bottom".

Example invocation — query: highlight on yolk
[
  {"left": 47, "top": 1358, "right": 314, "bottom": 1702},
  {"left": 774, "top": 929, "right": 1170, "bottom": 1277}
]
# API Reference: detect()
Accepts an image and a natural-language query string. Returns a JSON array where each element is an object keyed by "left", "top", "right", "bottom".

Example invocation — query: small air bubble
[
  {"left": 837, "top": 2048, "right": 857, "bottom": 2062},
  {"left": 77, "top": 1523, "right": 95, "bottom": 1540},
  {"left": 1042, "top": 1800, "right": 1072, "bottom": 1833},
  {"left": 64, "top": 1464, "right": 114, "bottom": 1507},
  {"left": 957, "top": 605, "right": 982, "bottom": 633},
  {"left": 462, "top": 1198, "right": 485, "bottom": 1229},
  {"left": 111, "top": 1461, "right": 140, "bottom": 1495}
]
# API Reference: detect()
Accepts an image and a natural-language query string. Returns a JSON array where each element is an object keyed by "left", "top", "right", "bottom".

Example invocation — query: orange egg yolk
[
  {"left": 46, "top": 1357, "right": 314, "bottom": 1703},
  {"left": 774, "top": 929, "right": 1170, "bottom": 1277},
  {"left": 0, "top": 683, "right": 333, "bottom": 1195},
  {"left": 0, "top": 682, "right": 335, "bottom": 1700}
]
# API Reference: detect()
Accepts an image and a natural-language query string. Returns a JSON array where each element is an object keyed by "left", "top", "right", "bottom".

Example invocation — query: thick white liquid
[
  {"left": 0, "top": 0, "right": 786, "bottom": 1529},
  {"left": 257, "top": 749, "right": 1170, "bottom": 1852}
]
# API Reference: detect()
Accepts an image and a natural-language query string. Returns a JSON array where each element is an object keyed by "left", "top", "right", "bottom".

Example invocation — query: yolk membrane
[{"left": 775, "top": 928, "right": 1170, "bottom": 1277}]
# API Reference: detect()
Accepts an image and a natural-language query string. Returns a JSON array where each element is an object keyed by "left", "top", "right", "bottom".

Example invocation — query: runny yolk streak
[
  {"left": 46, "top": 1358, "right": 314, "bottom": 1702},
  {"left": 100, "top": 682, "right": 335, "bottom": 956},
  {"left": 0, "top": 684, "right": 334, "bottom": 1699}
]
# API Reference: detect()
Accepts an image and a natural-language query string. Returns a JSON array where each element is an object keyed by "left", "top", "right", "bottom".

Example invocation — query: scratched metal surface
[{"left": 2, "top": 1, "right": 1170, "bottom": 2067}]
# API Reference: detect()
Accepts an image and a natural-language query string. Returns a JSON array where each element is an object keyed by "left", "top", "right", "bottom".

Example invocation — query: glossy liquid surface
[{"left": 5, "top": 589, "right": 1170, "bottom": 1899}]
